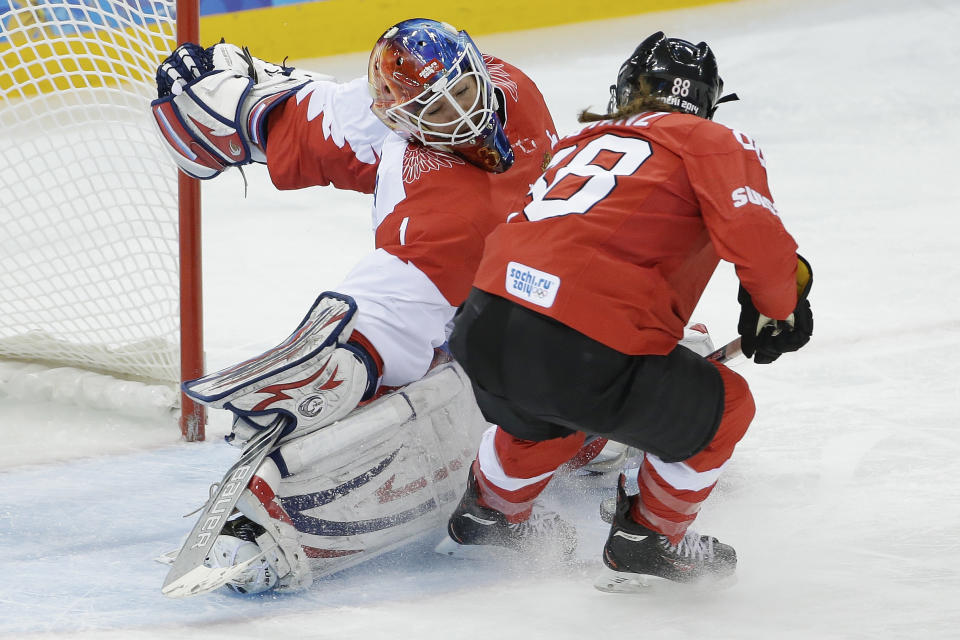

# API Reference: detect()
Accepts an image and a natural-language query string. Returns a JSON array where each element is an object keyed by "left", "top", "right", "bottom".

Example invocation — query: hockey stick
[
  {"left": 706, "top": 336, "right": 742, "bottom": 364},
  {"left": 161, "top": 414, "right": 289, "bottom": 598}
]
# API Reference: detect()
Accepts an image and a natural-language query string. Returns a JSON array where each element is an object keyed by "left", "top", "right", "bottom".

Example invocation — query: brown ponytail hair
[{"left": 577, "top": 79, "right": 687, "bottom": 123}]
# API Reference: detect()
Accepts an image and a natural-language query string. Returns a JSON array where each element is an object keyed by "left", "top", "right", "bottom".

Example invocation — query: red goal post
[
  {"left": 0, "top": 0, "right": 206, "bottom": 440},
  {"left": 177, "top": 0, "right": 205, "bottom": 441}
]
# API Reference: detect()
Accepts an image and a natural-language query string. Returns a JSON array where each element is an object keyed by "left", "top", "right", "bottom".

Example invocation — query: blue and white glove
[{"left": 150, "top": 42, "right": 330, "bottom": 179}]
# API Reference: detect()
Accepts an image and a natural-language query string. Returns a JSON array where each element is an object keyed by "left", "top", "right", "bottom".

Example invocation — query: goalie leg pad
[
  {"left": 265, "top": 362, "right": 490, "bottom": 581},
  {"left": 680, "top": 323, "right": 716, "bottom": 357}
]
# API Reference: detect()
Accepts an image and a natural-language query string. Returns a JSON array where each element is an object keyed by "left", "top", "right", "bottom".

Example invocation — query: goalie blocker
[{"left": 182, "top": 292, "right": 378, "bottom": 443}]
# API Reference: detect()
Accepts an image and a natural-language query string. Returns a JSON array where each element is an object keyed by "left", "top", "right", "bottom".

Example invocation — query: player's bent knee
[
  {"left": 715, "top": 363, "right": 755, "bottom": 444},
  {"left": 686, "top": 363, "right": 755, "bottom": 471}
]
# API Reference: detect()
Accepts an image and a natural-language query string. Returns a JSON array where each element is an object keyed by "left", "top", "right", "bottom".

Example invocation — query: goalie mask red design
[{"left": 367, "top": 18, "right": 514, "bottom": 173}]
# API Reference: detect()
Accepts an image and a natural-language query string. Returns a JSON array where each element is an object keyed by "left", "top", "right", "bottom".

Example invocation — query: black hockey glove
[{"left": 738, "top": 255, "right": 813, "bottom": 364}]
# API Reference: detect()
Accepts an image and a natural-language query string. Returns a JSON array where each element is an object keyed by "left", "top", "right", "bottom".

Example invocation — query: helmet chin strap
[{"left": 708, "top": 92, "right": 740, "bottom": 119}]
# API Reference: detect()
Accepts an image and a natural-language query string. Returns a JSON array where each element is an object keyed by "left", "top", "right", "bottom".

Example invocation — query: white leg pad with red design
[{"left": 242, "top": 361, "right": 489, "bottom": 584}]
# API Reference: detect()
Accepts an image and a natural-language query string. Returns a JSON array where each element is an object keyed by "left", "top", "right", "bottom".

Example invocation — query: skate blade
[
  {"left": 593, "top": 566, "right": 739, "bottom": 594},
  {"left": 162, "top": 564, "right": 243, "bottom": 598},
  {"left": 593, "top": 567, "right": 652, "bottom": 593},
  {"left": 434, "top": 535, "right": 519, "bottom": 561},
  {"left": 161, "top": 547, "right": 273, "bottom": 598},
  {"left": 435, "top": 535, "right": 582, "bottom": 568}
]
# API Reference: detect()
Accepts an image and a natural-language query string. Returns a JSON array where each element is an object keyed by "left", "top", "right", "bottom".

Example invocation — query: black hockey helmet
[{"left": 609, "top": 31, "right": 732, "bottom": 119}]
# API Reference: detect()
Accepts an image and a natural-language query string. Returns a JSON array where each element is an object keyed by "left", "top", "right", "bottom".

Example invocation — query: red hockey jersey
[
  {"left": 473, "top": 110, "right": 800, "bottom": 356},
  {"left": 262, "top": 57, "right": 556, "bottom": 385}
]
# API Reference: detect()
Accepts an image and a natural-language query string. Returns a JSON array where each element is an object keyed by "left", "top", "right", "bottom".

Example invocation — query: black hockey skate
[
  {"left": 219, "top": 515, "right": 267, "bottom": 544},
  {"left": 595, "top": 477, "right": 736, "bottom": 592},
  {"left": 435, "top": 467, "right": 577, "bottom": 561}
]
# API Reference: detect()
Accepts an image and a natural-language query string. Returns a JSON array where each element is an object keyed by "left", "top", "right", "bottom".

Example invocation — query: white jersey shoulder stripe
[{"left": 295, "top": 76, "right": 390, "bottom": 165}]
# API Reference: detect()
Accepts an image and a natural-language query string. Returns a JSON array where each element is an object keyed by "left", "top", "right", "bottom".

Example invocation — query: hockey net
[{"left": 0, "top": 0, "right": 204, "bottom": 436}]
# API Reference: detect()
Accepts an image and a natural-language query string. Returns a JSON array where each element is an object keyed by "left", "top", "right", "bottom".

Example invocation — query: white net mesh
[{"left": 0, "top": 0, "right": 181, "bottom": 387}]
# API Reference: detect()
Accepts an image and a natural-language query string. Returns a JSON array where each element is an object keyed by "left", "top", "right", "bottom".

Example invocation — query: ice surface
[{"left": 2, "top": 0, "right": 959, "bottom": 637}]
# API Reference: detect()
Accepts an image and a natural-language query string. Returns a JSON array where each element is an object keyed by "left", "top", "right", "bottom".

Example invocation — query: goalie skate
[
  {"left": 204, "top": 518, "right": 281, "bottom": 595},
  {"left": 157, "top": 536, "right": 283, "bottom": 594},
  {"left": 161, "top": 414, "right": 287, "bottom": 598}
]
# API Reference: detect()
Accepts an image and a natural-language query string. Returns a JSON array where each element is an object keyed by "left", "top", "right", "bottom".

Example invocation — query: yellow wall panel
[
  {"left": 1, "top": 0, "right": 737, "bottom": 98},
  {"left": 200, "top": 0, "right": 737, "bottom": 62}
]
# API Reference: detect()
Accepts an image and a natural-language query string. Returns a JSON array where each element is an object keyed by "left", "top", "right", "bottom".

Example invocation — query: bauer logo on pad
[{"left": 505, "top": 261, "right": 559, "bottom": 308}]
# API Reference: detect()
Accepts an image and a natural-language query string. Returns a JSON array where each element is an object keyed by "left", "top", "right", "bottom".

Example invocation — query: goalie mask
[
  {"left": 368, "top": 18, "right": 514, "bottom": 173},
  {"left": 610, "top": 31, "right": 733, "bottom": 120}
]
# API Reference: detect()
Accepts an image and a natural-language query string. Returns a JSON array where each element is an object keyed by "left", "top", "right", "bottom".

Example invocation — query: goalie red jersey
[
  {"left": 262, "top": 57, "right": 556, "bottom": 385},
  {"left": 473, "top": 110, "right": 799, "bottom": 356}
]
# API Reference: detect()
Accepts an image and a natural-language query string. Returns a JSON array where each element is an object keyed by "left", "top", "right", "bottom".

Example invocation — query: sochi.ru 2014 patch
[{"left": 505, "top": 261, "right": 560, "bottom": 308}]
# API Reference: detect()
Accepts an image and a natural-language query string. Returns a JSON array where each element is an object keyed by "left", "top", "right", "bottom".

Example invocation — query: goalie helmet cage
[{"left": 0, "top": 0, "right": 206, "bottom": 440}]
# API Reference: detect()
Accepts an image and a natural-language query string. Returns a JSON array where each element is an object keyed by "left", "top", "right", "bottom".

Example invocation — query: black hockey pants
[{"left": 449, "top": 289, "right": 725, "bottom": 463}]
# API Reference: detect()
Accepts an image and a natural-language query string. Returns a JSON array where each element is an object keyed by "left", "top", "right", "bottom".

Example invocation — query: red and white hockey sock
[
  {"left": 627, "top": 455, "right": 721, "bottom": 544},
  {"left": 628, "top": 362, "right": 756, "bottom": 544},
  {"left": 473, "top": 426, "right": 586, "bottom": 523}
]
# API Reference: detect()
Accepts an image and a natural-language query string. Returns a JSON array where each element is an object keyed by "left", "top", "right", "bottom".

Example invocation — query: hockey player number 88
[{"left": 523, "top": 134, "right": 652, "bottom": 221}]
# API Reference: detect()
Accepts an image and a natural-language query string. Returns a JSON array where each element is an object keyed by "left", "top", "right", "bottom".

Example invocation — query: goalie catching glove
[
  {"left": 738, "top": 255, "right": 813, "bottom": 364},
  {"left": 150, "top": 42, "right": 331, "bottom": 179}
]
